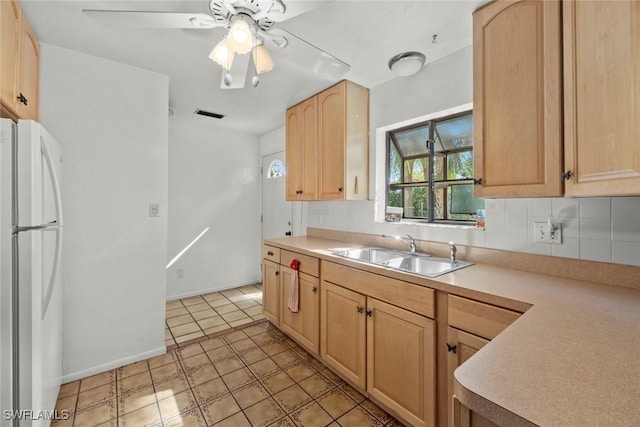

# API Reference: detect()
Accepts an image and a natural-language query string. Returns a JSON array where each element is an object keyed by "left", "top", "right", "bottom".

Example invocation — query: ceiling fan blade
[
  {"left": 266, "top": 28, "right": 350, "bottom": 80},
  {"left": 268, "top": 0, "right": 334, "bottom": 23},
  {"left": 83, "top": 10, "right": 221, "bottom": 29},
  {"left": 220, "top": 52, "right": 251, "bottom": 89}
]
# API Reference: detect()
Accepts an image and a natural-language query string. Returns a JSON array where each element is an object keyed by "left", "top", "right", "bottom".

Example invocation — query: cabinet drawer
[
  {"left": 448, "top": 295, "right": 521, "bottom": 340},
  {"left": 262, "top": 245, "right": 281, "bottom": 263},
  {"left": 322, "top": 261, "right": 434, "bottom": 319},
  {"left": 281, "top": 250, "right": 320, "bottom": 277}
]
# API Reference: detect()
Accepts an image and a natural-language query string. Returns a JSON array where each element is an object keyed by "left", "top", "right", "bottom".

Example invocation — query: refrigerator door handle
[
  {"left": 39, "top": 136, "right": 63, "bottom": 319},
  {"left": 13, "top": 220, "right": 58, "bottom": 234},
  {"left": 41, "top": 227, "right": 61, "bottom": 319},
  {"left": 40, "top": 136, "right": 63, "bottom": 226}
]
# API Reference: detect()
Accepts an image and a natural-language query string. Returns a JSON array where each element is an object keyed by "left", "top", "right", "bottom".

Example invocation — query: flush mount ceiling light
[{"left": 388, "top": 51, "right": 426, "bottom": 77}]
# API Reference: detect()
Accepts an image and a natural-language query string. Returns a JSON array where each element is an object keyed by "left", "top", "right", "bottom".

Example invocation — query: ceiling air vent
[{"left": 194, "top": 109, "right": 224, "bottom": 119}]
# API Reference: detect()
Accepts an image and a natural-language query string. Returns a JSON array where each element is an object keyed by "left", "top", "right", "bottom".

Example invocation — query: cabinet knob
[
  {"left": 338, "top": 187, "right": 343, "bottom": 192},
  {"left": 473, "top": 178, "right": 483, "bottom": 186},
  {"left": 357, "top": 306, "right": 363, "bottom": 314},
  {"left": 561, "top": 171, "right": 573, "bottom": 181},
  {"left": 366, "top": 309, "right": 373, "bottom": 317},
  {"left": 275, "top": 271, "right": 280, "bottom": 276},
  {"left": 312, "top": 286, "right": 318, "bottom": 294},
  {"left": 267, "top": 251, "right": 274, "bottom": 256},
  {"left": 447, "top": 343, "right": 457, "bottom": 354},
  {"left": 16, "top": 93, "right": 28, "bottom": 106},
  {"left": 285, "top": 231, "right": 292, "bottom": 236}
]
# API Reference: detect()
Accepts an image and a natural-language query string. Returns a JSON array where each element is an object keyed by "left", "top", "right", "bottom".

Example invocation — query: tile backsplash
[{"left": 305, "top": 197, "right": 640, "bottom": 267}]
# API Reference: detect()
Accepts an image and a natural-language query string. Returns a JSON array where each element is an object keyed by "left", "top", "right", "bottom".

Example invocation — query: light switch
[{"left": 149, "top": 203, "right": 160, "bottom": 217}]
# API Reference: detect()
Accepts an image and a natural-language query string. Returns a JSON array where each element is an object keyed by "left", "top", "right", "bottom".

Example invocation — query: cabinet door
[
  {"left": 1, "top": 0, "right": 20, "bottom": 114},
  {"left": 320, "top": 280, "right": 366, "bottom": 389},
  {"left": 285, "top": 105, "right": 302, "bottom": 200},
  {"left": 447, "top": 327, "right": 489, "bottom": 427},
  {"left": 452, "top": 396, "right": 499, "bottom": 427},
  {"left": 286, "top": 97, "right": 317, "bottom": 201},
  {"left": 473, "top": 0, "right": 562, "bottom": 197},
  {"left": 262, "top": 260, "right": 280, "bottom": 325},
  {"left": 280, "top": 268, "right": 320, "bottom": 353},
  {"left": 367, "top": 298, "right": 435, "bottom": 427},
  {"left": 563, "top": 0, "right": 640, "bottom": 196},
  {"left": 318, "top": 81, "right": 346, "bottom": 200},
  {"left": 16, "top": 10, "right": 39, "bottom": 121}
]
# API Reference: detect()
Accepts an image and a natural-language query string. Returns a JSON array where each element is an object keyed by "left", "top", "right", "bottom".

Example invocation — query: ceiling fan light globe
[
  {"left": 228, "top": 17, "right": 254, "bottom": 54},
  {"left": 209, "top": 38, "right": 235, "bottom": 69},
  {"left": 253, "top": 45, "right": 274, "bottom": 74}
]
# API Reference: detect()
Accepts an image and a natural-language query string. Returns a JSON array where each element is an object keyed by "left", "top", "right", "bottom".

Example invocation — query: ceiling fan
[{"left": 83, "top": 0, "right": 350, "bottom": 89}]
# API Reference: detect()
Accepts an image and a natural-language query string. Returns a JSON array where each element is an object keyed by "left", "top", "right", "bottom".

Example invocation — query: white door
[{"left": 262, "top": 151, "right": 293, "bottom": 239}]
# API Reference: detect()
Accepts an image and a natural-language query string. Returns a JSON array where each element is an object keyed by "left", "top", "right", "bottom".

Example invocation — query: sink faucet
[
  {"left": 382, "top": 234, "right": 417, "bottom": 254},
  {"left": 449, "top": 242, "right": 457, "bottom": 264}
]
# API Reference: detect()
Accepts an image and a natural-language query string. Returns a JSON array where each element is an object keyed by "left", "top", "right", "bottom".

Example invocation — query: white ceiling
[{"left": 21, "top": 0, "right": 485, "bottom": 135}]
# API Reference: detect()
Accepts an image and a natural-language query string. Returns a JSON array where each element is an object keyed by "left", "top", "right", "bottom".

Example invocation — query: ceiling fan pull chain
[{"left": 223, "top": 71, "right": 232, "bottom": 87}]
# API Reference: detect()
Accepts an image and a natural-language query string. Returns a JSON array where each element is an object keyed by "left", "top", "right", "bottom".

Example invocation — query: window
[
  {"left": 267, "top": 159, "right": 285, "bottom": 178},
  {"left": 386, "top": 111, "right": 484, "bottom": 223}
]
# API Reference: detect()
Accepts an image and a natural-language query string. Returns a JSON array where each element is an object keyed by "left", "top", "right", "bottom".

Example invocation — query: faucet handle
[{"left": 449, "top": 242, "right": 457, "bottom": 263}]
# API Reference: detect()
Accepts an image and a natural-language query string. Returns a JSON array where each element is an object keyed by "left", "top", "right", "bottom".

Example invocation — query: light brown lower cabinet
[
  {"left": 447, "top": 327, "right": 489, "bottom": 427},
  {"left": 280, "top": 266, "right": 320, "bottom": 353},
  {"left": 321, "top": 280, "right": 436, "bottom": 427},
  {"left": 262, "top": 259, "right": 280, "bottom": 325},
  {"left": 320, "top": 281, "right": 367, "bottom": 388},
  {"left": 367, "top": 298, "right": 435, "bottom": 427},
  {"left": 447, "top": 295, "right": 522, "bottom": 427},
  {"left": 453, "top": 396, "right": 499, "bottom": 427}
]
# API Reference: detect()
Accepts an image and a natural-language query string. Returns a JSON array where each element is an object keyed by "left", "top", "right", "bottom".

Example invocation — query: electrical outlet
[
  {"left": 533, "top": 222, "right": 562, "bottom": 244},
  {"left": 177, "top": 269, "right": 184, "bottom": 278}
]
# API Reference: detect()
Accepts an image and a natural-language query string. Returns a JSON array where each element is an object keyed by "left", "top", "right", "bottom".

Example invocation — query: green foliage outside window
[{"left": 386, "top": 111, "right": 484, "bottom": 223}]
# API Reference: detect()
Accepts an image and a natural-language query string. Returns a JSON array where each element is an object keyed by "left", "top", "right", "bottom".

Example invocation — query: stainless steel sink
[
  {"left": 385, "top": 256, "right": 473, "bottom": 277},
  {"left": 333, "top": 248, "right": 408, "bottom": 264},
  {"left": 334, "top": 247, "right": 473, "bottom": 278}
]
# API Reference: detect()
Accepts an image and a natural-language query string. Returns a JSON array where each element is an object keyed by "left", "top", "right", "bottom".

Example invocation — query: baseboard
[
  {"left": 61, "top": 345, "right": 167, "bottom": 384},
  {"left": 166, "top": 279, "right": 261, "bottom": 301}
]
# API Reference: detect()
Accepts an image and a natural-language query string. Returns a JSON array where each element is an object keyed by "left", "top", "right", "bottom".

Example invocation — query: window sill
[{"left": 379, "top": 218, "right": 482, "bottom": 230}]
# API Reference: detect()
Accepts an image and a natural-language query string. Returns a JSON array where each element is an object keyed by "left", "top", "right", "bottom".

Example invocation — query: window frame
[{"left": 385, "top": 110, "right": 478, "bottom": 224}]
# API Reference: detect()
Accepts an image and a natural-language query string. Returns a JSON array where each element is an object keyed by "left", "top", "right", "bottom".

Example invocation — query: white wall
[
  {"left": 305, "top": 45, "right": 640, "bottom": 267},
  {"left": 39, "top": 44, "right": 169, "bottom": 381},
  {"left": 166, "top": 118, "right": 261, "bottom": 299}
]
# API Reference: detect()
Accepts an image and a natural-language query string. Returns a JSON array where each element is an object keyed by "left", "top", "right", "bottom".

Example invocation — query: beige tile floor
[
  {"left": 165, "top": 284, "right": 265, "bottom": 347},
  {"left": 54, "top": 320, "right": 403, "bottom": 426}
]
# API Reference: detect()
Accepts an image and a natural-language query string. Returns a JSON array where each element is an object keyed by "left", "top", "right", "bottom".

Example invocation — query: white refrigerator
[{"left": 1, "top": 119, "right": 63, "bottom": 426}]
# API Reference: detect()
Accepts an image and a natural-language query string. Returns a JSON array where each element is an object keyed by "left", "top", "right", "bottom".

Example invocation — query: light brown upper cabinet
[
  {"left": 285, "top": 80, "right": 369, "bottom": 201},
  {"left": 0, "top": 0, "right": 40, "bottom": 121},
  {"left": 563, "top": 0, "right": 640, "bottom": 196},
  {"left": 286, "top": 96, "right": 318, "bottom": 200},
  {"left": 473, "top": 0, "right": 563, "bottom": 198},
  {"left": 318, "top": 80, "right": 369, "bottom": 200},
  {"left": 1, "top": 0, "right": 22, "bottom": 116},
  {"left": 474, "top": 0, "right": 640, "bottom": 198}
]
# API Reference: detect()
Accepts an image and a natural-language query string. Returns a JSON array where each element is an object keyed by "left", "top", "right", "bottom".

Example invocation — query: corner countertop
[{"left": 264, "top": 236, "right": 640, "bottom": 426}]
